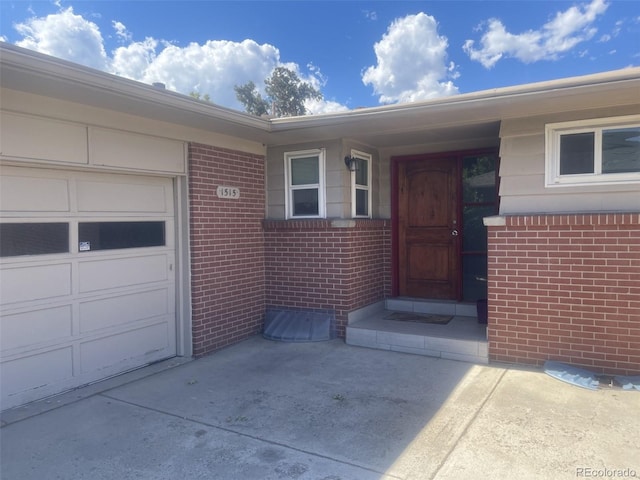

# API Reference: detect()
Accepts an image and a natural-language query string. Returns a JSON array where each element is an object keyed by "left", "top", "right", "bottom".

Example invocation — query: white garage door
[{"left": 1, "top": 167, "right": 177, "bottom": 410}]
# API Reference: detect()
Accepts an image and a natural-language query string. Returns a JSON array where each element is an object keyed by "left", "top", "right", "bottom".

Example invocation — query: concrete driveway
[{"left": 1, "top": 336, "right": 638, "bottom": 480}]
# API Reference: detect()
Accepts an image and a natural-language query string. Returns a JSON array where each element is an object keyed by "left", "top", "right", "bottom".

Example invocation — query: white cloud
[
  {"left": 600, "top": 19, "right": 623, "bottom": 43},
  {"left": 137, "top": 40, "right": 282, "bottom": 109},
  {"left": 464, "top": 0, "right": 609, "bottom": 68},
  {"left": 305, "top": 97, "right": 349, "bottom": 115},
  {"left": 112, "top": 21, "right": 132, "bottom": 43},
  {"left": 363, "top": 10, "right": 378, "bottom": 21},
  {"left": 15, "top": 7, "right": 109, "bottom": 71},
  {"left": 111, "top": 37, "right": 158, "bottom": 81},
  {"left": 8, "top": 6, "right": 350, "bottom": 113},
  {"left": 362, "top": 13, "right": 459, "bottom": 104}
]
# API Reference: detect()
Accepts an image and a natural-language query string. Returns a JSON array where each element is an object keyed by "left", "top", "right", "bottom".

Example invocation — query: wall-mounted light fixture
[{"left": 344, "top": 155, "right": 357, "bottom": 172}]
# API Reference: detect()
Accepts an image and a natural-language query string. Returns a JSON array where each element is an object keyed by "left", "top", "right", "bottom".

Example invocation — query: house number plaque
[{"left": 216, "top": 186, "right": 240, "bottom": 199}]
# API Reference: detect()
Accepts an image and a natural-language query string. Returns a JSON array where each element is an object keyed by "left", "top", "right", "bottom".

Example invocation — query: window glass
[
  {"left": 292, "top": 189, "right": 319, "bottom": 216},
  {"left": 462, "top": 255, "right": 488, "bottom": 302},
  {"left": 602, "top": 127, "right": 640, "bottom": 174},
  {"left": 463, "top": 155, "right": 496, "bottom": 203},
  {"left": 291, "top": 156, "right": 319, "bottom": 185},
  {"left": 78, "top": 221, "right": 165, "bottom": 252},
  {"left": 463, "top": 206, "right": 494, "bottom": 252},
  {"left": 559, "top": 132, "right": 595, "bottom": 174},
  {"left": 285, "top": 149, "right": 324, "bottom": 218},
  {"left": 0, "top": 223, "right": 69, "bottom": 257},
  {"left": 355, "top": 188, "right": 368, "bottom": 216},
  {"left": 355, "top": 158, "right": 368, "bottom": 186}
]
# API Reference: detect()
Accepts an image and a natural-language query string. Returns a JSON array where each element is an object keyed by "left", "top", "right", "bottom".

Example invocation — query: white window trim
[
  {"left": 284, "top": 148, "right": 326, "bottom": 219},
  {"left": 545, "top": 114, "right": 640, "bottom": 187},
  {"left": 350, "top": 149, "right": 372, "bottom": 218}
]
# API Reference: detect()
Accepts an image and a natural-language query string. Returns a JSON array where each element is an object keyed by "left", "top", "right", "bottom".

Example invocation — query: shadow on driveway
[{"left": 1, "top": 336, "right": 638, "bottom": 479}]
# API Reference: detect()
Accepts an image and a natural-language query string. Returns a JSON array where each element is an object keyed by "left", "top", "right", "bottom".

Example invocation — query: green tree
[
  {"left": 189, "top": 91, "right": 211, "bottom": 102},
  {"left": 235, "top": 67, "right": 322, "bottom": 117},
  {"left": 233, "top": 81, "right": 270, "bottom": 116}
]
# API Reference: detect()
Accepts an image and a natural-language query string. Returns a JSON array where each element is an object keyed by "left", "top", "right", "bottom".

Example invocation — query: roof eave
[{"left": 0, "top": 43, "right": 272, "bottom": 142}]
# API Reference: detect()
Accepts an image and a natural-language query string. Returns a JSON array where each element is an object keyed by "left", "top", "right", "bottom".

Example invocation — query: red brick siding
[
  {"left": 188, "top": 143, "right": 265, "bottom": 356},
  {"left": 263, "top": 219, "right": 391, "bottom": 337},
  {"left": 487, "top": 214, "right": 640, "bottom": 375}
]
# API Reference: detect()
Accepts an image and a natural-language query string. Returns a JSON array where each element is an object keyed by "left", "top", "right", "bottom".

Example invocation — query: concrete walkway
[{"left": 1, "top": 336, "right": 638, "bottom": 480}]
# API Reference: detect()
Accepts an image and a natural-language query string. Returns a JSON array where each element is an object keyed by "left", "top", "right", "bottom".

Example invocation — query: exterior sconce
[{"left": 344, "top": 155, "right": 357, "bottom": 172}]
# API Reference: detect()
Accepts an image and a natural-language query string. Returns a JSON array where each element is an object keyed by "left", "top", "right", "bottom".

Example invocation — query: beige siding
[
  {"left": 499, "top": 105, "right": 640, "bottom": 215},
  {"left": 266, "top": 140, "right": 346, "bottom": 219},
  {"left": 1, "top": 88, "right": 265, "bottom": 159},
  {"left": 89, "top": 127, "right": 186, "bottom": 173},
  {"left": 266, "top": 139, "right": 382, "bottom": 219},
  {"left": 0, "top": 112, "right": 88, "bottom": 165}
]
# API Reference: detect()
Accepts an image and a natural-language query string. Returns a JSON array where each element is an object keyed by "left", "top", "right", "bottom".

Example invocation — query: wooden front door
[{"left": 397, "top": 157, "right": 460, "bottom": 299}]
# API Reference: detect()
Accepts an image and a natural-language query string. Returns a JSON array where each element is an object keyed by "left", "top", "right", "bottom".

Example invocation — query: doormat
[{"left": 384, "top": 312, "right": 453, "bottom": 324}]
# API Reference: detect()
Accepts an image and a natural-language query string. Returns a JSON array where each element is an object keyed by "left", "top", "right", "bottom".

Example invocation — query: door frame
[{"left": 391, "top": 147, "right": 499, "bottom": 299}]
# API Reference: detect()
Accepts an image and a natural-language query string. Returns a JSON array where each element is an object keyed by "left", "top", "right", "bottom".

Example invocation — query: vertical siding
[{"left": 188, "top": 143, "right": 266, "bottom": 356}]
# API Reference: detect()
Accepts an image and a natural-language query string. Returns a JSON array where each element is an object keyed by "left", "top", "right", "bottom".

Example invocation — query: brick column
[
  {"left": 486, "top": 214, "right": 640, "bottom": 375},
  {"left": 188, "top": 143, "right": 266, "bottom": 356}
]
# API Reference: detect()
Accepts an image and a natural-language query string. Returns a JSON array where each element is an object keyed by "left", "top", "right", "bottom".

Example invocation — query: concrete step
[
  {"left": 385, "top": 298, "right": 478, "bottom": 318},
  {"left": 346, "top": 300, "right": 487, "bottom": 365}
]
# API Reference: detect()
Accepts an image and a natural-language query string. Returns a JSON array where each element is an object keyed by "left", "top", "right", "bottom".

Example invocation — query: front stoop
[{"left": 346, "top": 298, "right": 488, "bottom": 364}]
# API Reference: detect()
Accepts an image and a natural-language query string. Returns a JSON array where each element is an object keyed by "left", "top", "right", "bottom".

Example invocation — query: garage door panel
[
  {"left": 0, "top": 263, "right": 72, "bottom": 304},
  {"left": 1, "top": 167, "right": 178, "bottom": 411},
  {"left": 79, "top": 322, "right": 171, "bottom": 373},
  {"left": 0, "top": 175, "right": 70, "bottom": 212},
  {"left": 1, "top": 347, "right": 73, "bottom": 397},
  {"left": 79, "top": 288, "right": 170, "bottom": 333},
  {"left": 1, "top": 305, "right": 73, "bottom": 352},
  {"left": 78, "top": 254, "right": 170, "bottom": 293},
  {"left": 76, "top": 180, "right": 170, "bottom": 213}
]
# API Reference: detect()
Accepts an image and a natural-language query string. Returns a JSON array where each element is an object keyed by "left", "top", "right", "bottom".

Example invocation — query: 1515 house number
[{"left": 216, "top": 186, "right": 240, "bottom": 199}]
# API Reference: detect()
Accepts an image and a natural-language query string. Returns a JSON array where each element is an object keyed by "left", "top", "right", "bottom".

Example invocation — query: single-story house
[{"left": 1, "top": 43, "right": 638, "bottom": 410}]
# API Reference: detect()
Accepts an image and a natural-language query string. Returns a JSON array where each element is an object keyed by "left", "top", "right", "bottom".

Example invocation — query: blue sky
[{"left": 1, "top": 0, "right": 638, "bottom": 114}]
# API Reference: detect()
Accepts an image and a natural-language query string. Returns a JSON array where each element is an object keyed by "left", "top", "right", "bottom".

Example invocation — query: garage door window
[
  {"left": 78, "top": 221, "right": 165, "bottom": 252},
  {"left": 0, "top": 223, "right": 69, "bottom": 257}
]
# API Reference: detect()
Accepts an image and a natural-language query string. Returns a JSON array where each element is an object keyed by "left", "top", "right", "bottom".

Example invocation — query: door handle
[{"left": 451, "top": 229, "right": 459, "bottom": 236}]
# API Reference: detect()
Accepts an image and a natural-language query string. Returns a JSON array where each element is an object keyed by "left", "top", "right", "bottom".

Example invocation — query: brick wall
[
  {"left": 263, "top": 219, "right": 391, "bottom": 337},
  {"left": 188, "top": 143, "right": 266, "bottom": 356},
  {"left": 487, "top": 214, "right": 640, "bottom": 375}
]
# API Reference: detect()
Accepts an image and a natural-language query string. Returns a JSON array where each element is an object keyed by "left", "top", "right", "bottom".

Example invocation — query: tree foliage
[
  {"left": 233, "top": 81, "right": 270, "bottom": 116},
  {"left": 235, "top": 67, "right": 322, "bottom": 117},
  {"left": 189, "top": 91, "right": 211, "bottom": 102}
]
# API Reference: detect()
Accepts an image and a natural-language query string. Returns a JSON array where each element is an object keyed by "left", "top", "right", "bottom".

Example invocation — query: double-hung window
[
  {"left": 285, "top": 149, "right": 325, "bottom": 218},
  {"left": 545, "top": 115, "right": 640, "bottom": 187},
  {"left": 350, "top": 150, "right": 372, "bottom": 218}
]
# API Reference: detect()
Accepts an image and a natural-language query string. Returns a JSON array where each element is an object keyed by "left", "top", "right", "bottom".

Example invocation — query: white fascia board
[{"left": 271, "top": 67, "right": 640, "bottom": 132}]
